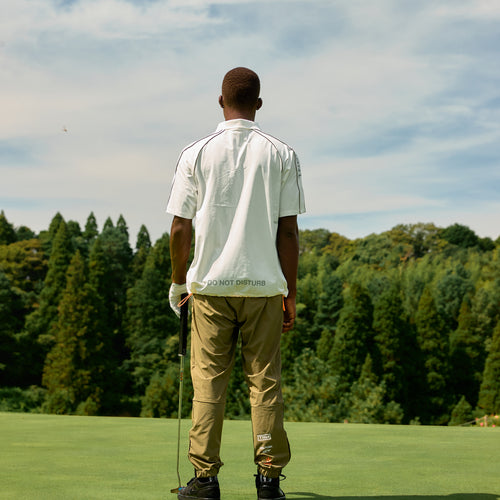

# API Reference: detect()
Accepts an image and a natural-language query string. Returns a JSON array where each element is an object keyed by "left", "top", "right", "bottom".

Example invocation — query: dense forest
[{"left": 1, "top": 210, "right": 499, "bottom": 425}]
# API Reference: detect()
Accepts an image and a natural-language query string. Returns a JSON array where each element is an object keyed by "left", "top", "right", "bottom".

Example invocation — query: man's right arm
[
  {"left": 170, "top": 215, "right": 193, "bottom": 284},
  {"left": 168, "top": 216, "right": 192, "bottom": 317}
]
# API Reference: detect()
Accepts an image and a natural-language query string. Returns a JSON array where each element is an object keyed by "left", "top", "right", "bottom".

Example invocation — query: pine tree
[
  {"left": 372, "top": 284, "right": 407, "bottom": 403},
  {"left": 281, "top": 269, "right": 318, "bottom": 381},
  {"left": 83, "top": 212, "right": 99, "bottom": 244},
  {"left": 22, "top": 220, "right": 73, "bottom": 384},
  {"left": 136, "top": 225, "right": 152, "bottom": 251},
  {"left": 116, "top": 214, "right": 129, "bottom": 240},
  {"left": 284, "top": 348, "right": 341, "bottom": 422},
  {"left": 328, "top": 283, "right": 374, "bottom": 393},
  {"left": 346, "top": 354, "right": 403, "bottom": 424},
  {"left": 87, "top": 224, "right": 133, "bottom": 412},
  {"left": 312, "top": 256, "right": 343, "bottom": 361},
  {"left": 315, "top": 255, "right": 343, "bottom": 335},
  {"left": 477, "top": 321, "right": 500, "bottom": 414},
  {"left": 42, "top": 252, "right": 108, "bottom": 415},
  {"left": 124, "top": 233, "right": 177, "bottom": 397},
  {"left": 131, "top": 225, "right": 152, "bottom": 281},
  {"left": 0, "top": 211, "right": 17, "bottom": 245},
  {"left": 448, "top": 395, "right": 473, "bottom": 426},
  {"left": 89, "top": 224, "right": 132, "bottom": 333},
  {"left": 415, "top": 285, "right": 450, "bottom": 423},
  {"left": 38, "top": 212, "right": 64, "bottom": 256},
  {"left": 103, "top": 217, "right": 114, "bottom": 231},
  {"left": 0, "top": 270, "right": 24, "bottom": 385},
  {"left": 449, "top": 296, "right": 480, "bottom": 406},
  {"left": 435, "top": 265, "right": 473, "bottom": 332}
]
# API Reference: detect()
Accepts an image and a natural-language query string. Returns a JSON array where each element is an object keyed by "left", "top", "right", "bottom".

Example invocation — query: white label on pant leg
[{"left": 257, "top": 433, "right": 271, "bottom": 442}]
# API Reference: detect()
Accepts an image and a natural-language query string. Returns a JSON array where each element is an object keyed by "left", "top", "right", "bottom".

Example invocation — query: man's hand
[
  {"left": 169, "top": 282, "right": 187, "bottom": 317},
  {"left": 282, "top": 296, "right": 296, "bottom": 333}
]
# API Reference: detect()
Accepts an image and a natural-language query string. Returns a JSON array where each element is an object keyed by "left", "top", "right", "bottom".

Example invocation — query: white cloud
[
  {"left": 1, "top": 0, "right": 499, "bottom": 243},
  {"left": 0, "top": 0, "right": 215, "bottom": 42}
]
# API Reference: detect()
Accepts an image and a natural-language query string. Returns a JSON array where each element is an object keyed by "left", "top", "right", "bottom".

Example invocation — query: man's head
[{"left": 219, "top": 67, "right": 262, "bottom": 120}]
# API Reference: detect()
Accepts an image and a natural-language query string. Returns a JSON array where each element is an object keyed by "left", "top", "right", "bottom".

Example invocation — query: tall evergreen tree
[
  {"left": 415, "top": 285, "right": 450, "bottom": 423},
  {"left": 0, "top": 211, "right": 17, "bottom": 245},
  {"left": 83, "top": 212, "right": 99, "bottom": 244},
  {"left": 314, "top": 255, "right": 343, "bottom": 336},
  {"left": 372, "top": 284, "right": 407, "bottom": 403},
  {"left": 284, "top": 348, "right": 341, "bottom": 422},
  {"left": 87, "top": 224, "right": 133, "bottom": 411},
  {"left": 346, "top": 354, "right": 404, "bottom": 424},
  {"left": 116, "top": 214, "right": 129, "bottom": 240},
  {"left": 22, "top": 220, "right": 73, "bottom": 384},
  {"left": 435, "top": 265, "right": 473, "bottom": 332},
  {"left": 314, "top": 258, "right": 343, "bottom": 362},
  {"left": 42, "top": 252, "right": 110, "bottom": 415},
  {"left": 124, "top": 233, "right": 176, "bottom": 398},
  {"left": 329, "top": 283, "right": 374, "bottom": 393},
  {"left": 89, "top": 225, "right": 132, "bottom": 333},
  {"left": 449, "top": 295, "right": 481, "bottom": 406},
  {"left": 38, "top": 212, "right": 65, "bottom": 256},
  {"left": 136, "top": 225, "right": 152, "bottom": 252},
  {"left": 477, "top": 321, "right": 500, "bottom": 414},
  {"left": 103, "top": 217, "right": 114, "bottom": 231},
  {"left": 131, "top": 225, "right": 152, "bottom": 281},
  {"left": 0, "top": 271, "right": 24, "bottom": 385}
]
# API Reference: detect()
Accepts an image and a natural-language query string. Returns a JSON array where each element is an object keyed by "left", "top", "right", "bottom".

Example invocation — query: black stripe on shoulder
[
  {"left": 193, "top": 129, "right": 226, "bottom": 171},
  {"left": 167, "top": 130, "right": 224, "bottom": 205},
  {"left": 252, "top": 129, "right": 285, "bottom": 170}
]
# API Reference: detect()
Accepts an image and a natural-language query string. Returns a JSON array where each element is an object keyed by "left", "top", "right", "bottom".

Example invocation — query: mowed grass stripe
[{"left": 1, "top": 412, "right": 499, "bottom": 500}]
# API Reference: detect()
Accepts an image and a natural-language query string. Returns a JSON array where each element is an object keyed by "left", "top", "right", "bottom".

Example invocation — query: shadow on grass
[{"left": 287, "top": 494, "right": 499, "bottom": 500}]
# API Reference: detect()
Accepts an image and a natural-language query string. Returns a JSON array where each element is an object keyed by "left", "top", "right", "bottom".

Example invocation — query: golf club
[{"left": 171, "top": 293, "right": 189, "bottom": 495}]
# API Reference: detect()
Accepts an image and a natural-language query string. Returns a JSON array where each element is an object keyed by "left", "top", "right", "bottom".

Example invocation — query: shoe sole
[
  {"left": 178, "top": 496, "right": 220, "bottom": 500},
  {"left": 178, "top": 494, "right": 220, "bottom": 500}
]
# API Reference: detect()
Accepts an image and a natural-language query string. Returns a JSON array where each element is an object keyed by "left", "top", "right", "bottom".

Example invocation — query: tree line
[{"left": 1, "top": 210, "right": 499, "bottom": 425}]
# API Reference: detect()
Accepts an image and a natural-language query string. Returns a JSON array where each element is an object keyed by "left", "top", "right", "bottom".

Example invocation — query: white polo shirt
[{"left": 166, "top": 119, "right": 305, "bottom": 297}]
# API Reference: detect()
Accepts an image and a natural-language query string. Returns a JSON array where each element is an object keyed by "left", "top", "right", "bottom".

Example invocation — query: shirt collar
[{"left": 216, "top": 119, "right": 261, "bottom": 132}]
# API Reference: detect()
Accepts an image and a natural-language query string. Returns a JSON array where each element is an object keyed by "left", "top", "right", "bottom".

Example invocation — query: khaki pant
[{"left": 188, "top": 294, "right": 291, "bottom": 478}]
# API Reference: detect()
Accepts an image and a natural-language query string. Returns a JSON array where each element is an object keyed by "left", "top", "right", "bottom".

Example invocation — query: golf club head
[{"left": 170, "top": 485, "right": 182, "bottom": 493}]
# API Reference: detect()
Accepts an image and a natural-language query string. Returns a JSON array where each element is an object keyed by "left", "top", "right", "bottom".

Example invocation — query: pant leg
[
  {"left": 238, "top": 295, "right": 291, "bottom": 478},
  {"left": 188, "top": 295, "right": 239, "bottom": 477}
]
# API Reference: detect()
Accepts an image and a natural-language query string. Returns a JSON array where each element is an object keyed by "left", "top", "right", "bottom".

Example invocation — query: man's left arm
[{"left": 276, "top": 215, "right": 299, "bottom": 333}]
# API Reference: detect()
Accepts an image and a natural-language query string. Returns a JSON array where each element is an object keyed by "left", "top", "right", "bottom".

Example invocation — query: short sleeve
[
  {"left": 279, "top": 151, "right": 306, "bottom": 217},
  {"left": 166, "top": 152, "right": 198, "bottom": 219}
]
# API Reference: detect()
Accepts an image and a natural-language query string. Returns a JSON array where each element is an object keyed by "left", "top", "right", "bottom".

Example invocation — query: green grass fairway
[{"left": 1, "top": 412, "right": 499, "bottom": 500}]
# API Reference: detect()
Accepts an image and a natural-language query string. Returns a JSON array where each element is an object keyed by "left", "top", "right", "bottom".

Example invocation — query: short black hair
[{"left": 221, "top": 67, "right": 260, "bottom": 110}]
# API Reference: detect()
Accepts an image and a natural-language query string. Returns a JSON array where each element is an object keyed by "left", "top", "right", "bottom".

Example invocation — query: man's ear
[
  {"left": 219, "top": 95, "right": 224, "bottom": 108},
  {"left": 256, "top": 97, "right": 263, "bottom": 110}
]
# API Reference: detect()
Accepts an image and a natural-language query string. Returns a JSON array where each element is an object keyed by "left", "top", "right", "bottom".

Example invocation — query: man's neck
[{"left": 223, "top": 108, "right": 256, "bottom": 121}]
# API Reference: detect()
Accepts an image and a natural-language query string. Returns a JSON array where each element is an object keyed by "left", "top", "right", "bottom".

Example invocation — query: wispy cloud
[{"left": 1, "top": 0, "right": 499, "bottom": 242}]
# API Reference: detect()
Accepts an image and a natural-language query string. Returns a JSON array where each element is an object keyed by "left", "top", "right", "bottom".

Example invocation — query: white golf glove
[{"left": 169, "top": 282, "right": 187, "bottom": 318}]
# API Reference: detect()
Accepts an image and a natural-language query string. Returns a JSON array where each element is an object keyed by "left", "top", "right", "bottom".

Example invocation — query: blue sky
[{"left": 1, "top": 0, "right": 499, "bottom": 244}]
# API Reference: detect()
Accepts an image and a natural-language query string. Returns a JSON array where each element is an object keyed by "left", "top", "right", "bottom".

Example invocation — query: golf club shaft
[
  {"left": 174, "top": 293, "right": 189, "bottom": 491},
  {"left": 175, "top": 355, "right": 184, "bottom": 490}
]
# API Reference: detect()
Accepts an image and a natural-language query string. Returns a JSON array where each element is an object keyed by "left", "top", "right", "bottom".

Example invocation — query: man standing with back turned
[{"left": 167, "top": 67, "right": 306, "bottom": 500}]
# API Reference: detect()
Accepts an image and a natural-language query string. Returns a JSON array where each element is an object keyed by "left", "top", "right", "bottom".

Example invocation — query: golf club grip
[{"left": 179, "top": 293, "right": 188, "bottom": 356}]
